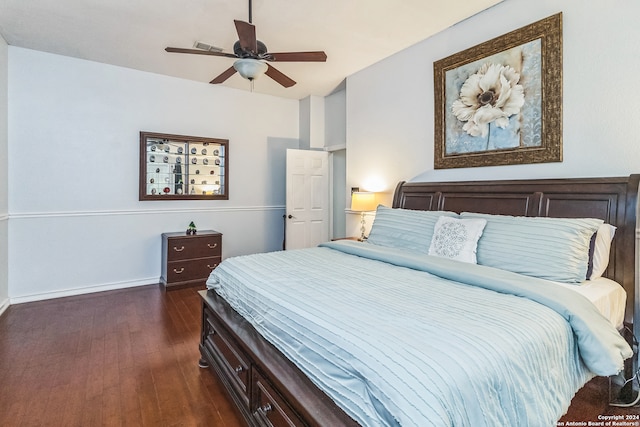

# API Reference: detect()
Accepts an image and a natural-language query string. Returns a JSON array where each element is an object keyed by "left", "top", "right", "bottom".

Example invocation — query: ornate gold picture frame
[{"left": 433, "top": 13, "right": 562, "bottom": 169}]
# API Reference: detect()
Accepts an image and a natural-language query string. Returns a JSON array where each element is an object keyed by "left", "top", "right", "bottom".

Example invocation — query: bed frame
[{"left": 199, "top": 175, "right": 639, "bottom": 427}]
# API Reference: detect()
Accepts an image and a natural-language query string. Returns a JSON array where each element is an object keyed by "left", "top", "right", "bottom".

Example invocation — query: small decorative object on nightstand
[
  {"left": 187, "top": 221, "right": 197, "bottom": 235},
  {"left": 160, "top": 230, "right": 222, "bottom": 290}
]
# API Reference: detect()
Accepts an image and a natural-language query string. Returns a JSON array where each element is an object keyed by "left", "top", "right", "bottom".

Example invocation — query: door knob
[{"left": 287, "top": 215, "right": 294, "bottom": 219}]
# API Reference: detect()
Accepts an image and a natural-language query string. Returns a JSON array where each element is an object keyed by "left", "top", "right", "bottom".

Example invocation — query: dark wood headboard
[{"left": 392, "top": 175, "right": 640, "bottom": 326}]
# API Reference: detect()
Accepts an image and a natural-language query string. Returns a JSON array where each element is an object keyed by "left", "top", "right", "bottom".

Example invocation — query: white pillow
[
  {"left": 428, "top": 216, "right": 487, "bottom": 263},
  {"left": 588, "top": 223, "right": 616, "bottom": 280}
]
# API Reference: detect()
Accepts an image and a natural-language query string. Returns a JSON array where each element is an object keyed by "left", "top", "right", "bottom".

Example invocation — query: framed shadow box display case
[{"left": 139, "top": 131, "right": 229, "bottom": 200}]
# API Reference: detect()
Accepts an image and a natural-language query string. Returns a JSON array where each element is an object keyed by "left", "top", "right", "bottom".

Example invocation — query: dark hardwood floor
[
  {"left": 0, "top": 285, "right": 243, "bottom": 427},
  {"left": 559, "top": 376, "right": 640, "bottom": 424},
  {"left": 0, "top": 284, "right": 637, "bottom": 426}
]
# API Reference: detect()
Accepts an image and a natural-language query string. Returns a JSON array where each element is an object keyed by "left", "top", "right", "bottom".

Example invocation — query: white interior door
[{"left": 285, "top": 149, "right": 330, "bottom": 250}]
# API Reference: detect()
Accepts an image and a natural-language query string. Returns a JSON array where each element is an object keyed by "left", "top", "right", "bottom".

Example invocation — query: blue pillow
[
  {"left": 366, "top": 205, "right": 458, "bottom": 253},
  {"left": 460, "top": 212, "right": 603, "bottom": 283}
]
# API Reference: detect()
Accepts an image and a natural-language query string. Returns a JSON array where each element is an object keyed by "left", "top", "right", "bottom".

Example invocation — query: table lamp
[{"left": 351, "top": 192, "right": 377, "bottom": 241}]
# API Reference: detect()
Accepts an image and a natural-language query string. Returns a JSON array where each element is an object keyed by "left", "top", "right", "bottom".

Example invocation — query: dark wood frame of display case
[{"left": 139, "top": 131, "right": 229, "bottom": 201}]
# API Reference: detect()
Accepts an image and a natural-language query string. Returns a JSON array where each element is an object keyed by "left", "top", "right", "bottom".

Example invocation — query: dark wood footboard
[{"left": 198, "top": 290, "right": 359, "bottom": 427}]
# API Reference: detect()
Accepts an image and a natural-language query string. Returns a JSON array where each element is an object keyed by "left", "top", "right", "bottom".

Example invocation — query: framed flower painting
[{"left": 433, "top": 13, "right": 562, "bottom": 169}]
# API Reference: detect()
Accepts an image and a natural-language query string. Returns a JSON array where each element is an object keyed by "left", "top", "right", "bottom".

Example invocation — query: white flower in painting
[{"left": 451, "top": 63, "right": 525, "bottom": 137}]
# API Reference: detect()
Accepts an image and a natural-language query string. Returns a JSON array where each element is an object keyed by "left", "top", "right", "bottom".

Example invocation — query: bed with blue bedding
[{"left": 198, "top": 175, "right": 639, "bottom": 427}]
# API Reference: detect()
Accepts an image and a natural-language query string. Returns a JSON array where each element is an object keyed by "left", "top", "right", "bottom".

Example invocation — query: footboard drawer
[
  {"left": 252, "top": 370, "right": 305, "bottom": 427},
  {"left": 203, "top": 307, "right": 251, "bottom": 406}
]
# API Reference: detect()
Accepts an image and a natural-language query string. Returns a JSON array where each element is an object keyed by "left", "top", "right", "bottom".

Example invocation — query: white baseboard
[
  {"left": 0, "top": 297, "right": 9, "bottom": 317},
  {"left": 9, "top": 277, "right": 159, "bottom": 305}
]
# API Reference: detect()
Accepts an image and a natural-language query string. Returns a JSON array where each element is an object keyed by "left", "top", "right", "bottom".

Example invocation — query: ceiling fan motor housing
[{"left": 233, "top": 40, "right": 268, "bottom": 58}]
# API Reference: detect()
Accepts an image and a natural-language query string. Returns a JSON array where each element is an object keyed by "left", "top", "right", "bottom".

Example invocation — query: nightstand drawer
[
  {"left": 166, "top": 257, "right": 220, "bottom": 283},
  {"left": 166, "top": 235, "right": 221, "bottom": 261}
]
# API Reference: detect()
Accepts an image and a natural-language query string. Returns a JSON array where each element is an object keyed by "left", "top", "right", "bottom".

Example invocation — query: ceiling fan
[{"left": 165, "top": 0, "right": 327, "bottom": 88}]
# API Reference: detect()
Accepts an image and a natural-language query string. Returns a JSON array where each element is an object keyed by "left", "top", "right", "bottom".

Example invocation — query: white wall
[
  {"left": 0, "top": 35, "right": 8, "bottom": 315},
  {"left": 325, "top": 89, "right": 347, "bottom": 238},
  {"left": 325, "top": 89, "right": 346, "bottom": 150},
  {"left": 346, "top": 0, "right": 640, "bottom": 203},
  {"left": 8, "top": 47, "right": 299, "bottom": 302}
]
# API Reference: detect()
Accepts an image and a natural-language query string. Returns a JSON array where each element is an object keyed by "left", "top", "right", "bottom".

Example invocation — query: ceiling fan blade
[
  {"left": 165, "top": 47, "right": 237, "bottom": 59},
  {"left": 267, "top": 51, "right": 327, "bottom": 62},
  {"left": 265, "top": 64, "right": 296, "bottom": 88},
  {"left": 234, "top": 20, "right": 258, "bottom": 53},
  {"left": 210, "top": 66, "right": 237, "bottom": 84}
]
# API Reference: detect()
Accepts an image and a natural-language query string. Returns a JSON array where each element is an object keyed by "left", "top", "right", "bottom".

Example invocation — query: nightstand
[{"left": 160, "top": 230, "right": 222, "bottom": 290}]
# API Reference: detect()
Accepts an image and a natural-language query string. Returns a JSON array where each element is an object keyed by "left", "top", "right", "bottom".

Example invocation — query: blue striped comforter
[{"left": 206, "top": 241, "right": 632, "bottom": 426}]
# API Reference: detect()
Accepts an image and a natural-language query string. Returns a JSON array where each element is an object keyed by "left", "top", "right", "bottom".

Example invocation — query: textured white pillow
[
  {"left": 428, "top": 216, "right": 487, "bottom": 263},
  {"left": 589, "top": 224, "right": 616, "bottom": 280}
]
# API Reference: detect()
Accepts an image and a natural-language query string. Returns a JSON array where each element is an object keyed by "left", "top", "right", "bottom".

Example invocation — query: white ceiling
[{"left": 0, "top": 0, "right": 502, "bottom": 99}]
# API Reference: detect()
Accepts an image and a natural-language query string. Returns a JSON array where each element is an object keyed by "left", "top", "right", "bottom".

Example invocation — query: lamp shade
[
  {"left": 351, "top": 192, "right": 377, "bottom": 212},
  {"left": 233, "top": 58, "right": 268, "bottom": 81}
]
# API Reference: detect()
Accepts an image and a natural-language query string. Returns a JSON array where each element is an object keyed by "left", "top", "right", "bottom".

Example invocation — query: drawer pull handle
[
  {"left": 234, "top": 365, "right": 243, "bottom": 374},
  {"left": 173, "top": 268, "right": 185, "bottom": 274},
  {"left": 260, "top": 403, "right": 272, "bottom": 414},
  {"left": 207, "top": 243, "right": 218, "bottom": 249},
  {"left": 207, "top": 264, "right": 218, "bottom": 269},
  {"left": 173, "top": 246, "right": 185, "bottom": 252}
]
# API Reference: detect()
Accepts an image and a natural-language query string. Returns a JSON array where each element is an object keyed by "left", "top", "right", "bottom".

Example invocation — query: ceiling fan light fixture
[{"left": 233, "top": 58, "right": 268, "bottom": 81}]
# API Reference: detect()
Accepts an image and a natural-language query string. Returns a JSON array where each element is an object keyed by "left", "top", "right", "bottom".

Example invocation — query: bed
[{"left": 198, "top": 175, "right": 639, "bottom": 427}]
